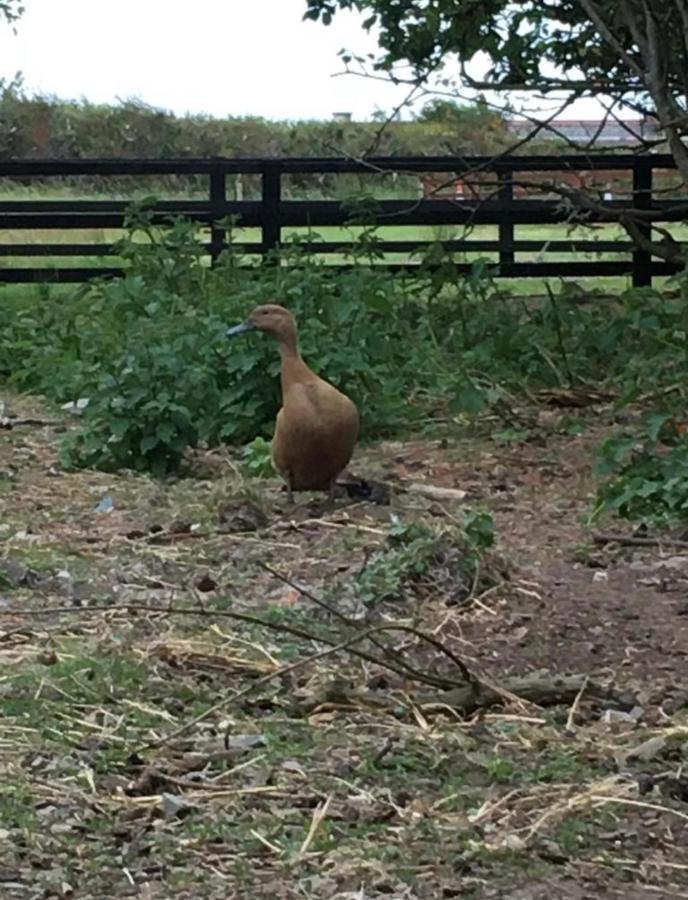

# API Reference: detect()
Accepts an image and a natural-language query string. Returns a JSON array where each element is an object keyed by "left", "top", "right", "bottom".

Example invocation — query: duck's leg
[{"left": 327, "top": 479, "right": 337, "bottom": 504}]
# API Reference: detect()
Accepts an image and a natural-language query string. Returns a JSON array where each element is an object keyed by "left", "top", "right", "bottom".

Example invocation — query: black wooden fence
[{"left": 0, "top": 154, "right": 685, "bottom": 285}]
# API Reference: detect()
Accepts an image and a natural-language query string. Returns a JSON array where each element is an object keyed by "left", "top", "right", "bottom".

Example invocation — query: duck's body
[
  {"left": 227, "top": 304, "right": 359, "bottom": 500},
  {"left": 274, "top": 352, "right": 359, "bottom": 491}
]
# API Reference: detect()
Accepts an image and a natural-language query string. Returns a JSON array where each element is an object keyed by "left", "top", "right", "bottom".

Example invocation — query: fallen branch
[
  {"left": 262, "top": 562, "right": 478, "bottom": 688},
  {"left": 421, "top": 671, "right": 621, "bottom": 716},
  {"left": 152, "top": 620, "right": 466, "bottom": 750},
  {"left": 593, "top": 532, "right": 688, "bottom": 548},
  {"left": 0, "top": 601, "right": 471, "bottom": 691},
  {"left": 0, "top": 416, "right": 62, "bottom": 430},
  {"left": 404, "top": 482, "right": 468, "bottom": 502},
  {"left": 339, "top": 475, "right": 468, "bottom": 504}
]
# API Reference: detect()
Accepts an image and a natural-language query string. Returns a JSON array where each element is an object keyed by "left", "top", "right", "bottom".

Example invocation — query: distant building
[
  {"left": 507, "top": 116, "right": 662, "bottom": 145},
  {"left": 332, "top": 112, "right": 352, "bottom": 122}
]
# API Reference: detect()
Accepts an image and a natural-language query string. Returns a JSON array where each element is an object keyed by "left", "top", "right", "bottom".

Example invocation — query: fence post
[
  {"left": 498, "top": 167, "right": 514, "bottom": 271},
  {"left": 261, "top": 162, "right": 281, "bottom": 258},
  {"left": 209, "top": 169, "right": 226, "bottom": 266},
  {"left": 632, "top": 157, "right": 653, "bottom": 288}
]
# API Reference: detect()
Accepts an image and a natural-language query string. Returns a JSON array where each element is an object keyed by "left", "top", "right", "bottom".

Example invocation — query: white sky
[{"left": 0, "top": 0, "right": 608, "bottom": 122}]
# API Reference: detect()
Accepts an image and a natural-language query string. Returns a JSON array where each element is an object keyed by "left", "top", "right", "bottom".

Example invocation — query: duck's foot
[{"left": 336, "top": 475, "right": 391, "bottom": 505}]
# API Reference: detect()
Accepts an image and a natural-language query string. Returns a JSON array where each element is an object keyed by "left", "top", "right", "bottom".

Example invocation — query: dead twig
[
  {"left": 0, "top": 416, "right": 62, "bottom": 429},
  {"left": 565, "top": 675, "right": 590, "bottom": 731},
  {"left": 148, "top": 620, "right": 463, "bottom": 751},
  {"left": 593, "top": 532, "right": 688, "bottom": 548},
  {"left": 297, "top": 792, "right": 334, "bottom": 858},
  {"left": 0, "top": 601, "right": 472, "bottom": 693},
  {"left": 261, "top": 563, "right": 479, "bottom": 688}
]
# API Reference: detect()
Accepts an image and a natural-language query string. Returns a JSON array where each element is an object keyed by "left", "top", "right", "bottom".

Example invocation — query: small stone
[
  {"left": 0, "top": 559, "right": 40, "bottom": 588},
  {"left": 94, "top": 495, "right": 114, "bottom": 513},
  {"left": 501, "top": 834, "right": 526, "bottom": 851},
  {"left": 161, "top": 792, "right": 191, "bottom": 819},
  {"left": 625, "top": 735, "right": 666, "bottom": 762},
  {"left": 601, "top": 709, "right": 637, "bottom": 725},
  {"left": 225, "top": 733, "right": 266, "bottom": 751},
  {"left": 660, "top": 555, "right": 688, "bottom": 570},
  {"left": 218, "top": 499, "right": 268, "bottom": 533}
]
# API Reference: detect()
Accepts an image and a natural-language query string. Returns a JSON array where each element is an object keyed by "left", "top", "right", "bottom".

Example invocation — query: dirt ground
[{"left": 1, "top": 391, "right": 687, "bottom": 899}]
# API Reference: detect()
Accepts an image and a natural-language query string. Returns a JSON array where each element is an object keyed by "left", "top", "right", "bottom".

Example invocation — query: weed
[
  {"left": 340, "top": 512, "right": 495, "bottom": 607},
  {"left": 242, "top": 436, "right": 274, "bottom": 477}
]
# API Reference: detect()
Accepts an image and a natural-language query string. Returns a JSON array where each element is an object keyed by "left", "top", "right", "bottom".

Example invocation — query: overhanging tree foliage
[
  {"left": 305, "top": 0, "right": 688, "bottom": 263},
  {"left": 0, "top": 1, "right": 23, "bottom": 23}
]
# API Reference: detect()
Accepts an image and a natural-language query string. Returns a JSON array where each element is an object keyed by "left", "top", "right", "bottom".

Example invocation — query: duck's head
[{"left": 227, "top": 304, "right": 297, "bottom": 342}]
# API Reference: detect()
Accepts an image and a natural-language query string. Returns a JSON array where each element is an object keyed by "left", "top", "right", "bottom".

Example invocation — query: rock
[
  {"left": 0, "top": 558, "right": 40, "bottom": 588},
  {"left": 161, "top": 792, "right": 191, "bottom": 819},
  {"left": 217, "top": 499, "right": 268, "bottom": 533},
  {"left": 662, "top": 691, "right": 688, "bottom": 714},
  {"left": 625, "top": 735, "right": 666, "bottom": 763},
  {"left": 94, "top": 495, "right": 114, "bottom": 513},
  {"left": 653, "top": 555, "right": 688, "bottom": 571},
  {"left": 225, "top": 733, "right": 266, "bottom": 751},
  {"left": 501, "top": 834, "right": 526, "bottom": 851},
  {"left": 601, "top": 708, "right": 638, "bottom": 725}
]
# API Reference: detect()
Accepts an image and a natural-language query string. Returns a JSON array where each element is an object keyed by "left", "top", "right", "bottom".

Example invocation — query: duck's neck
[{"left": 278, "top": 334, "right": 310, "bottom": 392}]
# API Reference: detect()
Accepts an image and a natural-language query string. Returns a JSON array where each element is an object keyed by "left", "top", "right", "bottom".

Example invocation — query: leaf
[{"left": 451, "top": 381, "right": 487, "bottom": 415}]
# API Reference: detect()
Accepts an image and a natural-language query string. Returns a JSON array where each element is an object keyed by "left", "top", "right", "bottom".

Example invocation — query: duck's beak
[{"left": 226, "top": 320, "right": 256, "bottom": 338}]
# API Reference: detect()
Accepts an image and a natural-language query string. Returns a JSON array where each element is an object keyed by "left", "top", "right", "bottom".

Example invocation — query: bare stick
[{"left": 593, "top": 533, "right": 688, "bottom": 548}]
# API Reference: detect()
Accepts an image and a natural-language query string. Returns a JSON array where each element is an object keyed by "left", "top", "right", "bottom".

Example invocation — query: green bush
[
  {"left": 3, "top": 217, "right": 447, "bottom": 474},
  {"left": 594, "top": 400, "right": 688, "bottom": 527},
  {"left": 591, "top": 277, "right": 688, "bottom": 526}
]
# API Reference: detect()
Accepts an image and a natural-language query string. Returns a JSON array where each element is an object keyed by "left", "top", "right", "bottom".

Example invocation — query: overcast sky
[{"left": 0, "top": 0, "right": 609, "bottom": 122}]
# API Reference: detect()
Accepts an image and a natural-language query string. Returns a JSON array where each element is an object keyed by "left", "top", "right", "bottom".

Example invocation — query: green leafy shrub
[
  {"left": 345, "top": 511, "right": 496, "bottom": 607},
  {"left": 4, "top": 207, "right": 688, "bottom": 496},
  {"left": 2, "top": 215, "right": 440, "bottom": 474},
  {"left": 591, "top": 273, "right": 688, "bottom": 526},
  {"left": 595, "top": 413, "right": 688, "bottom": 526}
]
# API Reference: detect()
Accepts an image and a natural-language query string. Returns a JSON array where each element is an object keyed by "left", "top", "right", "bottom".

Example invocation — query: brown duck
[{"left": 227, "top": 304, "right": 359, "bottom": 502}]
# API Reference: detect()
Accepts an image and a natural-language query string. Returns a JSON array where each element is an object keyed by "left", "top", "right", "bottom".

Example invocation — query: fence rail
[{"left": 0, "top": 154, "right": 684, "bottom": 285}]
